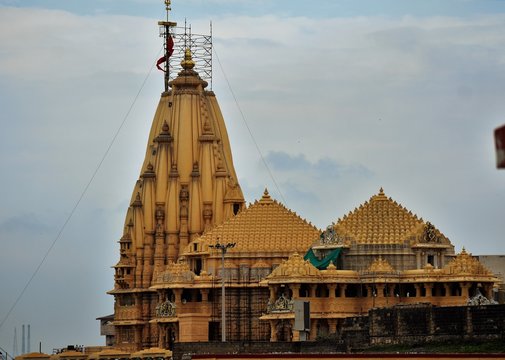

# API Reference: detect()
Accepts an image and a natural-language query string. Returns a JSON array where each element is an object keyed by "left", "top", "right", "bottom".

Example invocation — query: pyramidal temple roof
[
  {"left": 185, "top": 189, "right": 320, "bottom": 254},
  {"left": 334, "top": 188, "right": 448, "bottom": 245}
]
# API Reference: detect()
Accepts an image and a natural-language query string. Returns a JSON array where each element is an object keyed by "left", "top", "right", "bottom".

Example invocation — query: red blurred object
[
  {"left": 495, "top": 124, "right": 505, "bottom": 169},
  {"left": 156, "top": 34, "right": 174, "bottom": 72}
]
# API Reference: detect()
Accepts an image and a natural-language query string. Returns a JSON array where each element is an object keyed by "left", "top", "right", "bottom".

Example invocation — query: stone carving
[
  {"left": 267, "top": 293, "right": 294, "bottom": 313},
  {"left": 366, "top": 257, "right": 395, "bottom": 274},
  {"left": 320, "top": 224, "right": 343, "bottom": 245},
  {"left": 156, "top": 300, "right": 176, "bottom": 317},
  {"left": 422, "top": 222, "right": 440, "bottom": 243},
  {"left": 155, "top": 206, "right": 165, "bottom": 236}
]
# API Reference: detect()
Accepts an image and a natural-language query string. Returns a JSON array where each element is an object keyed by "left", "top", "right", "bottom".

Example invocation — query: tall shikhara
[{"left": 110, "top": 44, "right": 245, "bottom": 349}]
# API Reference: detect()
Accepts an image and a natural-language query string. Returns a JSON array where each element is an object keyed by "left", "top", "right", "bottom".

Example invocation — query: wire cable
[
  {"left": 0, "top": 47, "right": 163, "bottom": 332},
  {"left": 213, "top": 45, "right": 287, "bottom": 206}
]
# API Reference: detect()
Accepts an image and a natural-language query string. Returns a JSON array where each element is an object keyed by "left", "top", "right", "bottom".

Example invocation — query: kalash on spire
[{"left": 109, "top": 0, "right": 245, "bottom": 349}]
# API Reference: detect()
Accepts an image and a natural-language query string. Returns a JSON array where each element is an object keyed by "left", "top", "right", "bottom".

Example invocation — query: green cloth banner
[{"left": 303, "top": 248, "right": 341, "bottom": 270}]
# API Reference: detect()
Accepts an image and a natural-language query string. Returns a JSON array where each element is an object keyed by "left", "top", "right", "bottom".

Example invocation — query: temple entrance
[
  {"left": 164, "top": 324, "right": 177, "bottom": 350},
  {"left": 276, "top": 320, "right": 292, "bottom": 342}
]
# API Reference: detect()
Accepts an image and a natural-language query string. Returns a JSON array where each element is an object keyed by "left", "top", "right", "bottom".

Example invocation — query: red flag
[
  {"left": 495, "top": 124, "right": 505, "bottom": 169},
  {"left": 156, "top": 34, "right": 174, "bottom": 72}
]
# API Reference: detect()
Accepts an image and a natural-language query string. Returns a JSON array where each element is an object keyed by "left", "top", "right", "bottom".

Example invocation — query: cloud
[
  {"left": 265, "top": 151, "right": 372, "bottom": 180},
  {"left": 0, "top": 214, "right": 51, "bottom": 234}
]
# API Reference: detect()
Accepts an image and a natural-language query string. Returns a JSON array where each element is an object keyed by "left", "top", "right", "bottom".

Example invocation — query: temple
[{"left": 107, "top": 1, "right": 500, "bottom": 352}]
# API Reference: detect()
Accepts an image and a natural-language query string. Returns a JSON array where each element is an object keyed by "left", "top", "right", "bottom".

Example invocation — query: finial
[
  {"left": 379, "top": 187, "right": 384, "bottom": 195},
  {"left": 259, "top": 188, "right": 273, "bottom": 204},
  {"left": 164, "top": 0, "right": 171, "bottom": 21},
  {"left": 181, "top": 48, "right": 195, "bottom": 70}
]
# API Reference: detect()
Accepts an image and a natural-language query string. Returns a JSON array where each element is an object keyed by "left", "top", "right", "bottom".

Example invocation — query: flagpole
[{"left": 159, "top": 0, "right": 177, "bottom": 92}]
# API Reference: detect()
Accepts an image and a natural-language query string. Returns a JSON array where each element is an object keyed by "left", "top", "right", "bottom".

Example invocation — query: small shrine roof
[
  {"left": 267, "top": 253, "right": 320, "bottom": 279},
  {"left": 444, "top": 248, "right": 493, "bottom": 276}
]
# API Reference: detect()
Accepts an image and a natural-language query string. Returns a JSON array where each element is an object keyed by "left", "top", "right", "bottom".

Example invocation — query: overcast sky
[{"left": 1, "top": 0, "right": 505, "bottom": 354}]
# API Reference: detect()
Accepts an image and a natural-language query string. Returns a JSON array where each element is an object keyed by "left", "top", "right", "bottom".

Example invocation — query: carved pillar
[
  {"left": 444, "top": 284, "right": 451, "bottom": 297},
  {"left": 340, "top": 284, "right": 347, "bottom": 298},
  {"left": 134, "top": 326, "right": 142, "bottom": 350},
  {"left": 166, "top": 165, "right": 179, "bottom": 262},
  {"left": 179, "top": 184, "right": 190, "bottom": 252},
  {"left": 200, "top": 289, "right": 209, "bottom": 302},
  {"left": 308, "top": 285, "right": 316, "bottom": 298},
  {"left": 414, "top": 284, "right": 422, "bottom": 298},
  {"left": 425, "top": 283, "right": 433, "bottom": 297},
  {"left": 269, "top": 287, "right": 276, "bottom": 302},
  {"left": 158, "top": 324, "right": 165, "bottom": 348},
  {"left": 327, "top": 284, "right": 337, "bottom": 298},
  {"left": 269, "top": 320, "right": 277, "bottom": 342},
  {"left": 461, "top": 283, "right": 470, "bottom": 298},
  {"left": 153, "top": 205, "right": 166, "bottom": 277},
  {"left": 376, "top": 284, "right": 385, "bottom": 298},
  {"left": 289, "top": 284, "right": 300, "bottom": 299},
  {"left": 173, "top": 289, "right": 182, "bottom": 307},
  {"left": 189, "top": 162, "right": 202, "bottom": 241}
]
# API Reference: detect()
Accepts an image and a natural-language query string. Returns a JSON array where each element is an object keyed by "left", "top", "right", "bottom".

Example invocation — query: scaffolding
[{"left": 160, "top": 23, "right": 213, "bottom": 88}]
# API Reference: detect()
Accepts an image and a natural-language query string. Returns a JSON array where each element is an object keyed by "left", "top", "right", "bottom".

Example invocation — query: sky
[{"left": 1, "top": 0, "right": 505, "bottom": 355}]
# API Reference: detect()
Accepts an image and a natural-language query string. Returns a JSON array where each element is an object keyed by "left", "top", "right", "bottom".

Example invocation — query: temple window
[
  {"left": 120, "top": 327, "right": 134, "bottom": 343},
  {"left": 120, "top": 294, "right": 135, "bottom": 306},
  {"left": 427, "top": 254, "right": 435, "bottom": 266},
  {"left": 193, "top": 258, "right": 202, "bottom": 275},
  {"left": 233, "top": 203, "right": 241, "bottom": 215}
]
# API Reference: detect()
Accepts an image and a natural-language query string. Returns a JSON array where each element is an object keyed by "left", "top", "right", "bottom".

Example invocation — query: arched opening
[
  {"left": 450, "top": 283, "right": 462, "bottom": 296},
  {"left": 315, "top": 284, "right": 329, "bottom": 297},
  {"left": 316, "top": 319, "right": 330, "bottom": 338},
  {"left": 404, "top": 284, "right": 417, "bottom": 297},
  {"left": 276, "top": 320, "right": 292, "bottom": 342},
  {"left": 345, "top": 284, "right": 359, "bottom": 298},
  {"left": 299, "top": 284, "right": 311, "bottom": 298}
]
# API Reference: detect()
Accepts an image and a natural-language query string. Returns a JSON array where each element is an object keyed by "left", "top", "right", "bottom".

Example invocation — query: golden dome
[
  {"left": 193, "top": 189, "right": 320, "bottom": 254},
  {"left": 334, "top": 188, "right": 424, "bottom": 244}
]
